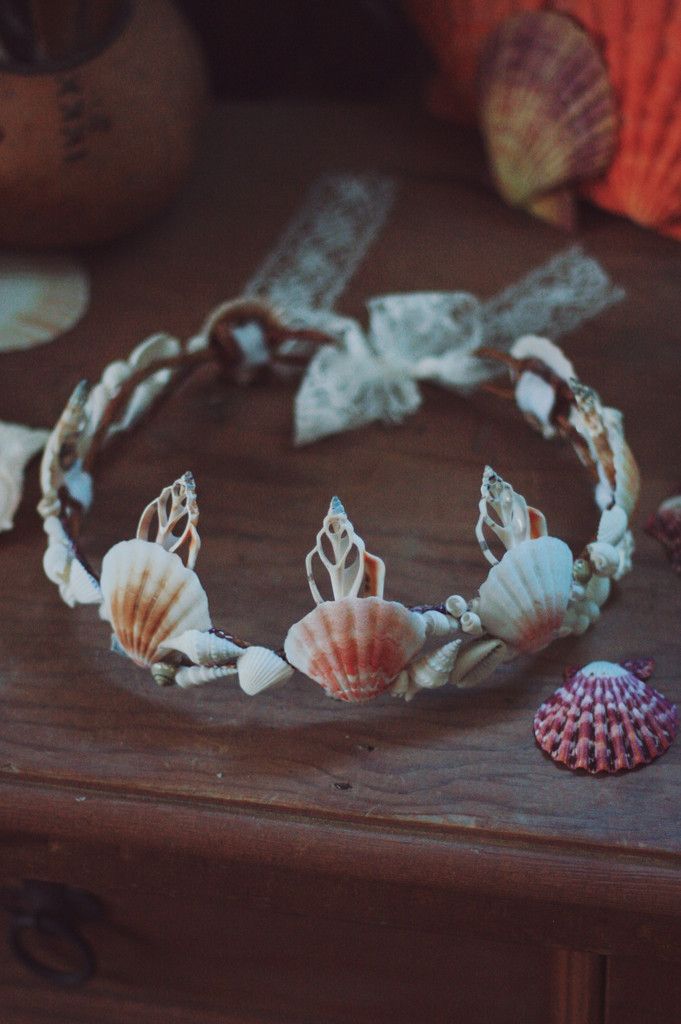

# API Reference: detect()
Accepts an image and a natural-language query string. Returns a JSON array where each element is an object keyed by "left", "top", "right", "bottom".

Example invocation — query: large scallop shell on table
[
  {"left": 0, "top": 254, "right": 89, "bottom": 352},
  {"left": 100, "top": 539, "right": 211, "bottom": 667},
  {"left": 478, "top": 536, "right": 573, "bottom": 653},
  {"left": 284, "top": 596, "right": 427, "bottom": 703},
  {"left": 534, "top": 660, "right": 679, "bottom": 773},
  {"left": 477, "top": 11, "right": 617, "bottom": 229}
]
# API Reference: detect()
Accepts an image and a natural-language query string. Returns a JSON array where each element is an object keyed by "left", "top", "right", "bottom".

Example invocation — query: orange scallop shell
[
  {"left": 407, "top": 0, "right": 681, "bottom": 239},
  {"left": 284, "top": 596, "right": 426, "bottom": 703}
]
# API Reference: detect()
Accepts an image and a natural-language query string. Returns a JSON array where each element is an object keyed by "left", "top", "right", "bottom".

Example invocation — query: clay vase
[{"left": 0, "top": 0, "right": 208, "bottom": 247}]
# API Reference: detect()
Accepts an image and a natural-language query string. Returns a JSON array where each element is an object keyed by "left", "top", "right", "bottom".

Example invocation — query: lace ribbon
[{"left": 291, "top": 246, "right": 624, "bottom": 445}]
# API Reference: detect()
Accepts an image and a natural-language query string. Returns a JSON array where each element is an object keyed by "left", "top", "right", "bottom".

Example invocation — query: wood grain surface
[{"left": 1, "top": 101, "right": 680, "bottom": 998}]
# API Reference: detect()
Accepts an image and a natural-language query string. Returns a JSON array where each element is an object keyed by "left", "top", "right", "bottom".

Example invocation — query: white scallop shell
[
  {"left": 237, "top": 646, "right": 294, "bottom": 696},
  {"left": 100, "top": 539, "right": 211, "bottom": 667},
  {"left": 0, "top": 254, "right": 89, "bottom": 352},
  {"left": 284, "top": 596, "right": 426, "bottom": 703},
  {"left": 159, "top": 629, "right": 244, "bottom": 665},
  {"left": 477, "top": 536, "right": 573, "bottom": 653}
]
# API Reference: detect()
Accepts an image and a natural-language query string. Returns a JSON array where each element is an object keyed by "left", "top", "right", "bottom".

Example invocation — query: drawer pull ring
[{"left": 9, "top": 911, "right": 96, "bottom": 988}]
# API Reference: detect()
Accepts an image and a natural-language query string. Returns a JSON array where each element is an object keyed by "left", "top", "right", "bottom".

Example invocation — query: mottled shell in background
[
  {"left": 646, "top": 493, "right": 681, "bottom": 574},
  {"left": 284, "top": 596, "right": 426, "bottom": 703},
  {"left": 534, "top": 660, "right": 679, "bottom": 773},
  {"left": 478, "top": 536, "right": 573, "bottom": 652},
  {"left": 478, "top": 11, "right": 617, "bottom": 229},
  {"left": 100, "top": 539, "right": 211, "bottom": 667}
]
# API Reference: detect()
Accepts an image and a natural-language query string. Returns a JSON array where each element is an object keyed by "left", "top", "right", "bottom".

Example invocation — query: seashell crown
[{"left": 38, "top": 309, "right": 639, "bottom": 704}]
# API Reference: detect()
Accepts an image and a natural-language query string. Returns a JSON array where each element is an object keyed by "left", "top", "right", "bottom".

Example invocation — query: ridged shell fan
[
  {"left": 284, "top": 596, "right": 427, "bottom": 703},
  {"left": 478, "top": 11, "right": 617, "bottom": 229},
  {"left": 534, "top": 660, "right": 679, "bottom": 773},
  {"left": 477, "top": 535, "right": 573, "bottom": 652},
  {"left": 101, "top": 538, "right": 211, "bottom": 667}
]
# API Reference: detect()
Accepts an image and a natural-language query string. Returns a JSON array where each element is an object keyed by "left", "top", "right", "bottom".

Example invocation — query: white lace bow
[{"left": 291, "top": 246, "right": 624, "bottom": 445}]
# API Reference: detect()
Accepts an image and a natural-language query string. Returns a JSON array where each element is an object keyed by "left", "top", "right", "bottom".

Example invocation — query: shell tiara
[{"left": 38, "top": 300, "right": 640, "bottom": 704}]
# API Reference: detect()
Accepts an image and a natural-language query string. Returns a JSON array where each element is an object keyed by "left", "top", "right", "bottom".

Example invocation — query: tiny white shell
[
  {"left": 128, "top": 333, "right": 181, "bottom": 370},
  {"left": 445, "top": 594, "right": 468, "bottom": 617},
  {"left": 460, "top": 611, "right": 484, "bottom": 636},
  {"left": 66, "top": 559, "right": 102, "bottom": 606},
  {"left": 510, "top": 336, "right": 576, "bottom": 380},
  {"left": 159, "top": 629, "right": 244, "bottom": 665},
  {"left": 477, "top": 536, "right": 573, "bottom": 653},
  {"left": 419, "top": 609, "right": 459, "bottom": 638},
  {"left": 587, "top": 541, "right": 619, "bottom": 578},
  {"left": 585, "top": 575, "right": 611, "bottom": 607},
  {"left": 408, "top": 639, "right": 462, "bottom": 690},
  {"left": 101, "top": 360, "right": 130, "bottom": 395},
  {"left": 175, "top": 664, "right": 238, "bottom": 689},
  {"left": 597, "top": 505, "right": 628, "bottom": 547},
  {"left": 237, "top": 646, "right": 294, "bottom": 696},
  {"left": 100, "top": 539, "right": 211, "bottom": 667}
]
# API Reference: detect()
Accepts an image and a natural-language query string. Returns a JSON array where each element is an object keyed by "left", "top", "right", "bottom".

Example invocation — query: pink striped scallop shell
[
  {"left": 284, "top": 596, "right": 426, "bottom": 703},
  {"left": 534, "top": 660, "right": 678, "bottom": 774}
]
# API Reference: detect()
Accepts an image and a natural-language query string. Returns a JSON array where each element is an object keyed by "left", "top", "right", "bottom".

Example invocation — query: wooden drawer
[{"left": 0, "top": 835, "right": 556, "bottom": 1024}]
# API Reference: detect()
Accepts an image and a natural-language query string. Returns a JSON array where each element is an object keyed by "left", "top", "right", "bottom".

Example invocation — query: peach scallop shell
[
  {"left": 534, "top": 660, "right": 679, "bottom": 773},
  {"left": 100, "top": 538, "right": 211, "bottom": 667},
  {"left": 477, "top": 11, "right": 617, "bottom": 229},
  {"left": 477, "top": 536, "right": 573, "bottom": 653},
  {"left": 284, "top": 596, "right": 427, "bottom": 703}
]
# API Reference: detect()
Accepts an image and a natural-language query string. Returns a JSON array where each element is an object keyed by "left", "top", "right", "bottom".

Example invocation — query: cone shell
[
  {"left": 647, "top": 493, "right": 681, "bottom": 574},
  {"left": 478, "top": 536, "right": 573, "bottom": 653},
  {"left": 237, "top": 646, "right": 294, "bottom": 696},
  {"left": 284, "top": 596, "right": 426, "bottom": 703},
  {"left": 534, "top": 660, "right": 679, "bottom": 773},
  {"left": 100, "top": 539, "right": 211, "bottom": 668}
]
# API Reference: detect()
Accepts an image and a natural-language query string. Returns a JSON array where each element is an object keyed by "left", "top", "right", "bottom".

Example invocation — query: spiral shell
[
  {"left": 478, "top": 536, "right": 573, "bottom": 653},
  {"left": 100, "top": 539, "right": 211, "bottom": 667},
  {"left": 408, "top": 639, "right": 462, "bottom": 690},
  {"left": 534, "top": 660, "right": 679, "bottom": 773},
  {"left": 284, "top": 596, "right": 426, "bottom": 703}
]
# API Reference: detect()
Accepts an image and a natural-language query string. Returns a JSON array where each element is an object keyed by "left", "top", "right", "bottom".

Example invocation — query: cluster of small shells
[{"left": 36, "top": 333, "right": 640, "bottom": 704}]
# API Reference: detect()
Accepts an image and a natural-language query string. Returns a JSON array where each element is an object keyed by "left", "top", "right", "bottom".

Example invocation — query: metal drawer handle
[{"left": 9, "top": 911, "right": 96, "bottom": 988}]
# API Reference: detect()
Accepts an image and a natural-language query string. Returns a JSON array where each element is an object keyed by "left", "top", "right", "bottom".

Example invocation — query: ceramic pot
[{"left": 0, "top": 0, "right": 207, "bottom": 247}]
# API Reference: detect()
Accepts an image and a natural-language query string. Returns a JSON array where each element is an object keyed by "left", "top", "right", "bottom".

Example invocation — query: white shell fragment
[
  {"left": 41, "top": 514, "right": 101, "bottom": 607},
  {"left": 100, "top": 539, "right": 211, "bottom": 667},
  {"left": 0, "top": 421, "right": 49, "bottom": 532},
  {"left": 478, "top": 536, "right": 573, "bottom": 653},
  {"left": 159, "top": 629, "right": 244, "bottom": 665},
  {"left": 237, "top": 646, "right": 294, "bottom": 696},
  {"left": 38, "top": 380, "right": 91, "bottom": 519},
  {"left": 510, "top": 336, "right": 576, "bottom": 439},
  {"left": 586, "top": 541, "right": 620, "bottom": 578},
  {"left": 597, "top": 505, "right": 628, "bottom": 547},
  {"left": 476, "top": 466, "right": 547, "bottom": 566},
  {"left": 306, "top": 496, "right": 385, "bottom": 603},
  {"left": 137, "top": 472, "right": 201, "bottom": 570},
  {"left": 0, "top": 254, "right": 89, "bottom": 352}
]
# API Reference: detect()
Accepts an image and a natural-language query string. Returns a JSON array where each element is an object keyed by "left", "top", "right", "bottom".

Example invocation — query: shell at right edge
[
  {"left": 534, "top": 660, "right": 679, "bottom": 773},
  {"left": 478, "top": 11, "right": 617, "bottom": 229},
  {"left": 284, "top": 596, "right": 426, "bottom": 703},
  {"left": 478, "top": 536, "right": 573, "bottom": 653},
  {"left": 100, "top": 538, "right": 211, "bottom": 667}
]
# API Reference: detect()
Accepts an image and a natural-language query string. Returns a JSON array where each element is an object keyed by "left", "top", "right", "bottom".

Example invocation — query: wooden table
[{"left": 1, "top": 100, "right": 680, "bottom": 1024}]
